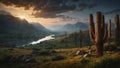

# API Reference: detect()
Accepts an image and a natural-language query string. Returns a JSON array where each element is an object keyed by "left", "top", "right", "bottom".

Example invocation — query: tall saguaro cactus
[
  {"left": 108, "top": 19, "right": 111, "bottom": 44},
  {"left": 89, "top": 12, "right": 107, "bottom": 57},
  {"left": 114, "top": 15, "right": 119, "bottom": 46}
]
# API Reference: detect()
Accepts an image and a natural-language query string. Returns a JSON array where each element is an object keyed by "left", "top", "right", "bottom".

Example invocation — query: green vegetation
[
  {"left": 0, "top": 43, "right": 120, "bottom": 68},
  {"left": 23, "top": 31, "right": 92, "bottom": 50}
]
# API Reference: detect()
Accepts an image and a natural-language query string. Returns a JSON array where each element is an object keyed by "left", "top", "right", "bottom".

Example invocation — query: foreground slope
[{"left": 0, "top": 43, "right": 120, "bottom": 68}]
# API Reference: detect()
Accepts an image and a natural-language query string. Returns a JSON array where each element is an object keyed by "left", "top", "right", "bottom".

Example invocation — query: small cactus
[{"left": 79, "top": 30, "right": 83, "bottom": 47}]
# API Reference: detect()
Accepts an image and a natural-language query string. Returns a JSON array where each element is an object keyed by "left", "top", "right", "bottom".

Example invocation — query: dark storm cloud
[
  {"left": 78, "top": 3, "right": 98, "bottom": 11},
  {"left": 0, "top": 0, "right": 98, "bottom": 18},
  {"left": 104, "top": 9, "right": 120, "bottom": 15}
]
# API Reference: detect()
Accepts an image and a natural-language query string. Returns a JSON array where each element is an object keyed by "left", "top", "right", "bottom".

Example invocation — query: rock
[
  {"left": 76, "top": 50, "right": 87, "bottom": 55},
  {"left": 2, "top": 54, "right": 36, "bottom": 63},
  {"left": 2, "top": 55, "right": 13, "bottom": 63},
  {"left": 9, "top": 56, "right": 16, "bottom": 62},
  {"left": 17, "top": 54, "right": 36, "bottom": 63},
  {"left": 83, "top": 54, "right": 90, "bottom": 58},
  {"left": 76, "top": 51, "right": 80, "bottom": 55},
  {"left": 21, "top": 54, "right": 35, "bottom": 62}
]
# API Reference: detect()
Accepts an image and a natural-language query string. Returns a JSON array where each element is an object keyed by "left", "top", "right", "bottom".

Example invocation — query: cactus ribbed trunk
[
  {"left": 114, "top": 15, "right": 119, "bottom": 46},
  {"left": 108, "top": 19, "right": 111, "bottom": 44},
  {"left": 89, "top": 12, "right": 107, "bottom": 57},
  {"left": 96, "top": 42, "right": 103, "bottom": 56},
  {"left": 79, "top": 30, "right": 83, "bottom": 47}
]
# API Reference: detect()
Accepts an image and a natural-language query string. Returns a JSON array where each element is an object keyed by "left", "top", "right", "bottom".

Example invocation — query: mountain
[
  {"left": 48, "top": 22, "right": 88, "bottom": 34},
  {"left": 31, "top": 23, "right": 51, "bottom": 32},
  {"left": 0, "top": 14, "right": 50, "bottom": 46},
  {"left": 63, "top": 22, "right": 88, "bottom": 33}
]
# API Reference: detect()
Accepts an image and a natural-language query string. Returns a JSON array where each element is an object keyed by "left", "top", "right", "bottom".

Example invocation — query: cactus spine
[
  {"left": 114, "top": 15, "right": 119, "bottom": 46},
  {"left": 89, "top": 12, "right": 107, "bottom": 57},
  {"left": 108, "top": 19, "right": 111, "bottom": 44}
]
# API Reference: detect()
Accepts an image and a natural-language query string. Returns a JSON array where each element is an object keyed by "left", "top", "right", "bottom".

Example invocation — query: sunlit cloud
[
  {"left": 0, "top": 0, "right": 119, "bottom": 27},
  {"left": 0, "top": 3, "right": 84, "bottom": 27}
]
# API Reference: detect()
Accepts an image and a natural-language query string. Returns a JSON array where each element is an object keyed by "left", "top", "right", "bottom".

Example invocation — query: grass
[
  {"left": 88, "top": 56, "right": 120, "bottom": 68},
  {"left": 0, "top": 43, "right": 120, "bottom": 68}
]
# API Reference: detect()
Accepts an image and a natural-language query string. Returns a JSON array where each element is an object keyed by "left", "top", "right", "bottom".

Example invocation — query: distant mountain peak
[{"left": 48, "top": 22, "right": 88, "bottom": 34}]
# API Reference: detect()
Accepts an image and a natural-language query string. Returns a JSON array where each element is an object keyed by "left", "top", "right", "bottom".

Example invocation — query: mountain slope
[
  {"left": 0, "top": 14, "right": 50, "bottom": 46},
  {"left": 31, "top": 23, "right": 51, "bottom": 32},
  {"left": 62, "top": 22, "right": 88, "bottom": 33},
  {"left": 48, "top": 22, "right": 88, "bottom": 34}
]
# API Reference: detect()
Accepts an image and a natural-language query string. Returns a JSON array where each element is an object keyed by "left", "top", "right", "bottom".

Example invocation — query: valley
[{"left": 0, "top": 0, "right": 120, "bottom": 68}]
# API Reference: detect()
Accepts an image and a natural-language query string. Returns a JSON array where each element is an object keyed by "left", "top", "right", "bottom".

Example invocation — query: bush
[
  {"left": 38, "top": 50, "right": 57, "bottom": 56},
  {"left": 52, "top": 55, "right": 66, "bottom": 61},
  {"left": 104, "top": 45, "right": 117, "bottom": 51},
  {"left": 80, "top": 58, "right": 89, "bottom": 64}
]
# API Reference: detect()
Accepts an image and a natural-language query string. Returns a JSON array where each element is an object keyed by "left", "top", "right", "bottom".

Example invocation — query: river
[{"left": 22, "top": 34, "right": 55, "bottom": 47}]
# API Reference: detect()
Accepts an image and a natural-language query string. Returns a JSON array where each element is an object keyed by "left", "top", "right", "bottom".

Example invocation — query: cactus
[
  {"left": 108, "top": 19, "right": 111, "bottom": 44},
  {"left": 73, "top": 32, "right": 78, "bottom": 46},
  {"left": 79, "top": 30, "right": 83, "bottom": 47},
  {"left": 114, "top": 15, "right": 119, "bottom": 46},
  {"left": 89, "top": 12, "right": 107, "bottom": 57}
]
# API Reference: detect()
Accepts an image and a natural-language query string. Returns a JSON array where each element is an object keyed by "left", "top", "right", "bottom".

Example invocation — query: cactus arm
[
  {"left": 103, "top": 24, "right": 108, "bottom": 43},
  {"left": 89, "top": 14, "right": 95, "bottom": 43}
]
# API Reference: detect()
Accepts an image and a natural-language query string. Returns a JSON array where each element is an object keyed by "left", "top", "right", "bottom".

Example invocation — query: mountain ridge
[
  {"left": 48, "top": 22, "right": 89, "bottom": 34},
  {"left": 0, "top": 14, "right": 51, "bottom": 46}
]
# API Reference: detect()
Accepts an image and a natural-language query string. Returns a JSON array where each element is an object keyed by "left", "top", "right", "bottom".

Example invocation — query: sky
[{"left": 0, "top": 0, "right": 120, "bottom": 27}]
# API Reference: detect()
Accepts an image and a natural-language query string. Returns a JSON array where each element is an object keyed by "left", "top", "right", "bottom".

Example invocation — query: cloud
[
  {"left": 78, "top": 3, "right": 98, "bottom": 11},
  {"left": 0, "top": 10, "right": 11, "bottom": 15},
  {"left": 104, "top": 9, "right": 120, "bottom": 15},
  {"left": 0, "top": 0, "right": 98, "bottom": 18}
]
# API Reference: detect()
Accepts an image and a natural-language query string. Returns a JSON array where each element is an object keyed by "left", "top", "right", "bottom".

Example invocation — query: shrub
[
  {"left": 104, "top": 45, "right": 117, "bottom": 51},
  {"left": 39, "top": 50, "right": 51, "bottom": 56},
  {"left": 52, "top": 55, "right": 66, "bottom": 61},
  {"left": 80, "top": 58, "right": 89, "bottom": 64}
]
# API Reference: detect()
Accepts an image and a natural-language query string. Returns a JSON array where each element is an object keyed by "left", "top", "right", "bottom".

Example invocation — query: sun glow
[
  {"left": 0, "top": 3, "right": 71, "bottom": 27},
  {"left": 19, "top": 16, "right": 26, "bottom": 19}
]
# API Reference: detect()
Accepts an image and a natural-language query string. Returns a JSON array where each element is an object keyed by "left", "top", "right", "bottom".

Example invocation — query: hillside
[
  {"left": 23, "top": 30, "right": 92, "bottom": 50},
  {"left": 0, "top": 43, "right": 120, "bottom": 68},
  {"left": 0, "top": 14, "right": 51, "bottom": 46}
]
